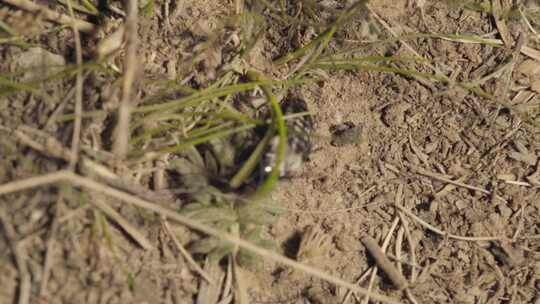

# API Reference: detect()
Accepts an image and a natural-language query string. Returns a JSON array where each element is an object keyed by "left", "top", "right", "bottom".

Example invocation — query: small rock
[
  {"left": 509, "top": 140, "right": 537, "bottom": 166},
  {"left": 497, "top": 203, "right": 513, "bottom": 219},
  {"left": 517, "top": 59, "right": 540, "bottom": 76},
  {"left": 329, "top": 121, "right": 363, "bottom": 147},
  {"left": 489, "top": 241, "right": 525, "bottom": 267},
  {"left": 382, "top": 102, "right": 411, "bottom": 127},
  {"left": 11, "top": 47, "right": 65, "bottom": 81},
  {"left": 455, "top": 200, "right": 467, "bottom": 210},
  {"left": 497, "top": 173, "right": 516, "bottom": 181},
  {"left": 531, "top": 79, "right": 540, "bottom": 93}
]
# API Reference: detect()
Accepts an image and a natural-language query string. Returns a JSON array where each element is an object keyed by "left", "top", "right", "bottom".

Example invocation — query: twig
[
  {"left": 0, "top": 210, "right": 31, "bottom": 304},
  {"left": 519, "top": 234, "right": 540, "bottom": 239},
  {"left": 385, "top": 253, "right": 423, "bottom": 270},
  {"left": 411, "top": 166, "right": 507, "bottom": 203},
  {"left": 67, "top": 0, "right": 84, "bottom": 170},
  {"left": 14, "top": 127, "right": 71, "bottom": 161},
  {"left": 393, "top": 204, "right": 506, "bottom": 241},
  {"left": 89, "top": 193, "right": 153, "bottom": 250},
  {"left": 395, "top": 184, "right": 417, "bottom": 283},
  {"left": 0, "top": 171, "right": 402, "bottom": 304},
  {"left": 511, "top": 205, "right": 525, "bottom": 241},
  {"left": 361, "top": 235, "right": 408, "bottom": 291},
  {"left": 112, "top": 0, "right": 138, "bottom": 158},
  {"left": 196, "top": 258, "right": 225, "bottom": 304},
  {"left": 346, "top": 268, "right": 373, "bottom": 303},
  {"left": 161, "top": 219, "right": 213, "bottom": 284},
  {"left": 0, "top": 171, "right": 66, "bottom": 194},
  {"left": 44, "top": 76, "right": 87, "bottom": 129},
  {"left": 437, "top": 34, "right": 540, "bottom": 61},
  {"left": 519, "top": 6, "right": 540, "bottom": 38},
  {"left": 38, "top": 195, "right": 63, "bottom": 297},
  {"left": 222, "top": 257, "right": 234, "bottom": 302},
  {"left": 491, "top": 0, "right": 512, "bottom": 46},
  {"left": 366, "top": 3, "right": 440, "bottom": 88},
  {"left": 235, "top": 0, "right": 244, "bottom": 15},
  {"left": 394, "top": 227, "right": 419, "bottom": 304},
  {"left": 1, "top": 0, "right": 96, "bottom": 32},
  {"left": 232, "top": 253, "right": 249, "bottom": 304},
  {"left": 362, "top": 217, "right": 402, "bottom": 303},
  {"left": 342, "top": 216, "right": 399, "bottom": 304},
  {"left": 395, "top": 227, "right": 404, "bottom": 280}
]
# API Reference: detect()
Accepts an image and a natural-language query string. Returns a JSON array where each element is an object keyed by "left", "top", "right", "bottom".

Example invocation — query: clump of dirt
[{"left": 1, "top": 1, "right": 540, "bottom": 304}]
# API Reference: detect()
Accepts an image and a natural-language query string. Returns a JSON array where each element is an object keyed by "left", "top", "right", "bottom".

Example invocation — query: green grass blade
[
  {"left": 128, "top": 124, "right": 257, "bottom": 158},
  {"left": 274, "top": 0, "right": 369, "bottom": 66},
  {"left": 229, "top": 124, "right": 274, "bottom": 189},
  {"left": 246, "top": 71, "right": 287, "bottom": 200}
]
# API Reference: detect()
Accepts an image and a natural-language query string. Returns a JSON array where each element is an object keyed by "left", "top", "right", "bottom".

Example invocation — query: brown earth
[{"left": 1, "top": 1, "right": 540, "bottom": 304}]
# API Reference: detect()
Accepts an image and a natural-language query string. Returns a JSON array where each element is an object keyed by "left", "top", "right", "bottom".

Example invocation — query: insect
[{"left": 260, "top": 96, "right": 314, "bottom": 178}]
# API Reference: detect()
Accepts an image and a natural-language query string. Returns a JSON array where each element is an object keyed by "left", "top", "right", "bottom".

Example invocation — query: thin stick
[
  {"left": 232, "top": 255, "right": 249, "bottom": 304},
  {"left": 393, "top": 204, "right": 506, "bottom": 241},
  {"left": 394, "top": 227, "right": 404, "bottom": 279},
  {"left": 342, "top": 216, "right": 400, "bottom": 304},
  {"left": 67, "top": 0, "right": 84, "bottom": 170},
  {"left": 366, "top": 4, "right": 441, "bottom": 86},
  {"left": 0, "top": 171, "right": 66, "bottom": 194},
  {"left": 0, "top": 171, "right": 402, "bottom": 304},
  {"left": 413, "top": 166, "right": 490, "bottom": 194},
  {"left": 395, "top": 184, "right": 417, "bottom": 283},
  {"left": 38, "top": 195, "right": 63, "bottom": 297},
  {"left": 90, "top": 193, "right": 153, "bottom": 250},
  {"left": 162, "top": 219, "right": 213, "bottom": 284},
  {"left": 362, "top": 235, "right": 408, "bottom": 290},
  {"left": 385, "top": 253, "right": 423, "bottom": 270},
  {"left": 412, "top": 166, "right": 507, "bottom": 203},
  {"left": 14, "top": 127, "right": 71, "bottom": 161},
  {"left": 0, "top": 210, "right": 31, "bottom": 304},
  {"left": 112, "top": 0, "right": 138, "bottom": 158},
  {"left": 362, "top": 235, "right": 408, "bottom": 293},
  {"left": 1, "top": 0, "right": 96, "bottom": 32},
  {"left": 362, "top": 217, "right": 402, "bottom": 303},
  {"left": 45, "top": 85, "right": 75, "bottom": 129},
  {"left": 519, "top": 6, "right": 540, "bottom": 38},
  {"left": 344, "top": 268, "right": 373, "bottom": 304},
  {"left": 519, "top": 234, "right": 540, "bottom": 239},
  {"left": 491, "top": 0, "right": 512, "bottom": 46},
  {"left": 235, "top": 0, "right": 244, "bottom": 15}
]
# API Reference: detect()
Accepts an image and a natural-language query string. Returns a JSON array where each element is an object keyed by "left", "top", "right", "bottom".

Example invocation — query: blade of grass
[
  {"left": 229, "top": 124, "right": 274, "bottom": 189},
  {"left": 316, "top": 55, "right": 428, "bottom": 65},
  {"left": 131, "top": 109, "right": 263, "bottom": 133},
  {"left": 0, "top": 20, "right": 17, "bottom": 36},
  {"left": 2, "top": 0, "right": 96, "bottom": 32},
  {"left": 54, "top": 110, "right": 107, "bottom": 122},
  {"left": 55, "top": 0, "right": 98, "bottom": 15},
  {"left": 246, "top": 71, "right": 287, "bottom": 200},
  {"left": 274, "top": 0, "right": 369, "bottom": 66},
  {"left": 129, "top": 119, "right": 235, "bottom": 146},
  {"left": 133, "top": 79, "right": 304, "bottom": 114},
  {"left": 0, "top": 76, "right": 41, "bottom": 95},
  {"left": 128, "top": 124, "right": 257, "bottom": 158},
  {"left": 0, "top": 61, "right": 107, "bottom": 98},
  {"left": 312, "top": 62, "right": 448, "bottom": 82}
]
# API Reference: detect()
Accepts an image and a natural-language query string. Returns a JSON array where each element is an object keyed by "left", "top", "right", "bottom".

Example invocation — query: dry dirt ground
[{"left": 1, "top": 0, "right": 540, "bottom": 303}]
